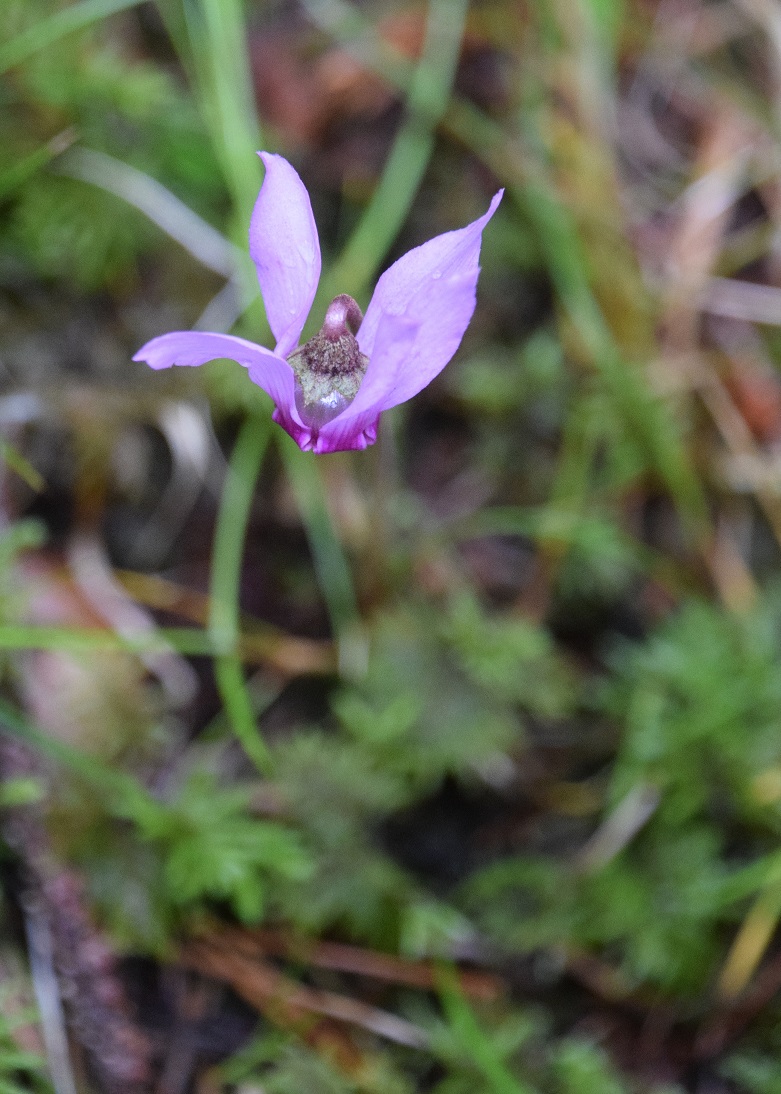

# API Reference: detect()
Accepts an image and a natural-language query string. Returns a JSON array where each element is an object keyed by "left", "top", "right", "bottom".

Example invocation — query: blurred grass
[
  {"left": 6, "top": 0, "right": 781, "bottom": 1090},
  {"left": 0, "top": 0, "right": 142, "bottom": 73},
  {"left": 437, "top": 964, "right": 536, "bottom": 1094},
  {"left": 317, "top": 0, "right": 471, "bottom": 303}
]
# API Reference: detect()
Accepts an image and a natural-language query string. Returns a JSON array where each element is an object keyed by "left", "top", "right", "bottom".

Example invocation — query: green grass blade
[
  {"left": 186, "top": 0, "right": 264, "bottom": 234},
  {"left": 320, "top": 0, "right": 471, "bottom": 304},
  {"left": 0, "top": 697, "right": 163, "bottom": 824},
  {"left": 437, "top": 965, "right": 538, "bottom": 1094},
  {"left": 0, "top": 0, "right": 143, "bottom": 73},
  {"left": 0, "top": 625, "right": 211, "bottom": 657},
  {"left": 208, "top": 414, "right": 273, "bottom": 773}
]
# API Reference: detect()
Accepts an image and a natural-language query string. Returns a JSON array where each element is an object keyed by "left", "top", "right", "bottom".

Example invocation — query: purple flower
[{"left": 135, "top": 154, "right": 502, "bottom": 454}]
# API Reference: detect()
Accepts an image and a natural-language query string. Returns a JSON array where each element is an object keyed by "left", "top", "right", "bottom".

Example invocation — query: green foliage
[
  {"left": 12, "top": 721, "right": 312, "bottom": 949},
  {"left": 463, "top": 843, "right": 725, "bottom": 994},
  {"left": 88, "top": 765, "right": 312, "bottom": 946},
  {"left": 461, "top": 594, "right": 781, "bottom": 995},
  {"left": 266, "top": 598, "right": 572, "bottom": 946},
  {"left": 269, "top": 727, "right": 417, "bottom": 943},
  {"left": 332, "top": 601, "right": 548, "bottom": 789},
  {"left": 443, "top": 593, "right": 574, "bottom": 717},
  {"left": 221, "top": 1031, "right": 414, "bottom": 1094},
  {"left": 3, "top": 0, "right": 221, "bottom": 287},
  {"left": 138, "top": 769, "right": 311, "bottom": 920},
  {"left": 0, "top": 984, "right": 52, "bottom": 1094},
  {"left": 721, "top": 1050, "right": 781, "bottom": 1094},
  {"left": 604, "top": 596, "right": 781, "bottom": 828}
]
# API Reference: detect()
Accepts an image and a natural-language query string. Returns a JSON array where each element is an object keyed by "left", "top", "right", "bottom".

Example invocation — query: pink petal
[
  {"left": 250, "top": 153, "right": 321, "bottom": 357},
  {"left": 134, "top": 331, "right": 296, "bottom": 412},
  {"left": 338, "top": 313, "right": 419, "bottom": 418},
  {"left": 310, "top": 411, "right": 380, "bottom": 454},
  {"left": 270, "top": 409, "right": 311, "bottom": 450},
  {"left": 281, "top": 410, "right": 379, "bottom": 455},
  {"left": 357, "top": 191, "right": 503, "bottom": 410}
]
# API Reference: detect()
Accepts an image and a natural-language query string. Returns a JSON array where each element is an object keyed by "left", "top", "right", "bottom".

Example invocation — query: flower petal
[
  {"left": 357, "top": 191, "right": 503, "bottom": 409},
  {"left": 338, "top": 314, "right": 419, "bottom": 418},
  {"left": 273, "top": 407, "right": 375, "bottom": 454},
  {"left": 250, "top": 153, "right": 321, "bottom": 357},
  {"left": 134, "top": 331, "right": 296, "bottom": 411},
  {"left": 271, "top": 406, "right": 318, "bottom": 451},
  {"left": 309, "top": 411, "right": 380, "bottom": 454}
]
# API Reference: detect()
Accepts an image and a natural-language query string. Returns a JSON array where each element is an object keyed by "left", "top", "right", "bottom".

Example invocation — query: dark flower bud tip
[{"left": 322, "top": 294, "right": 363, "bottom": 339}]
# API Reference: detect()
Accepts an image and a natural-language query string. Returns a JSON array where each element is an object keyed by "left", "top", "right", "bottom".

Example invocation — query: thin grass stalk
[
  {"left": 436, "top": 965, "right": 536, "bottom": 1094},
  {"left": 319, "top": 0, "right": 472, "bottom": 303},
  {"left": 193, "top": 0, "right": 263, "bottom": 233},
  {"left": 208, "top": 415, "right": 274, "bottom": 774}
]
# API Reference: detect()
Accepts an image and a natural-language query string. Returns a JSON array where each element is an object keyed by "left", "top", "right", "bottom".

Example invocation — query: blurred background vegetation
[{"left": 5, "top": 0, "right": 781, "bottom": 1090}]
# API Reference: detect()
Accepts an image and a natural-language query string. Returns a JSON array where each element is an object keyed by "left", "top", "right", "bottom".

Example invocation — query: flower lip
[
  {"left": 286, "top": 294, "right": 370, "bottom": 429},
  {"left": 294, "top": 385, "right": 351, "bottom": 430}
]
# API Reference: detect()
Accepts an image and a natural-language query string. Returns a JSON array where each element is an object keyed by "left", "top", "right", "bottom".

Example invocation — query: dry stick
[
  {"left": 178, "top": 937, "right": 430, "bottom": 1050},
  {"left": 214, "top": 924, "right": 501, "bottom": 1000},
  {"left": 22, "top": 898, "right": 78, "bottom": 1094}
]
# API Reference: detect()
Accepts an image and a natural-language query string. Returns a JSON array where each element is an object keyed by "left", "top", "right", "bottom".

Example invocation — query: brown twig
[
  {"left": 223, "top": 925, "right": 501, "bottom": 1000},
  {"left": 178, "top": 934, "right": 430, "bottom": 1049}
]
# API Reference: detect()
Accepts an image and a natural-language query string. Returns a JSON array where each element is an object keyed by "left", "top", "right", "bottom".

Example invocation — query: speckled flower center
[{"left": 287, "top": 294, "right": 369, "bottom": 430}]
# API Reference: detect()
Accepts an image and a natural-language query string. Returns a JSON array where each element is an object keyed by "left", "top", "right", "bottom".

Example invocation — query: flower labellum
[
  {"left": 289, "top": 293, "right": 368, "bottom": 430},
  {"left": 134, "top": 153, "right": 502, "bottom": 454}
]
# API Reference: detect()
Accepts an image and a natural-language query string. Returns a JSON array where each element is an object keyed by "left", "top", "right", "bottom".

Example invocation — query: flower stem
[{"left": 209, "top": 414, "right": 274, "bottom": 774}]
